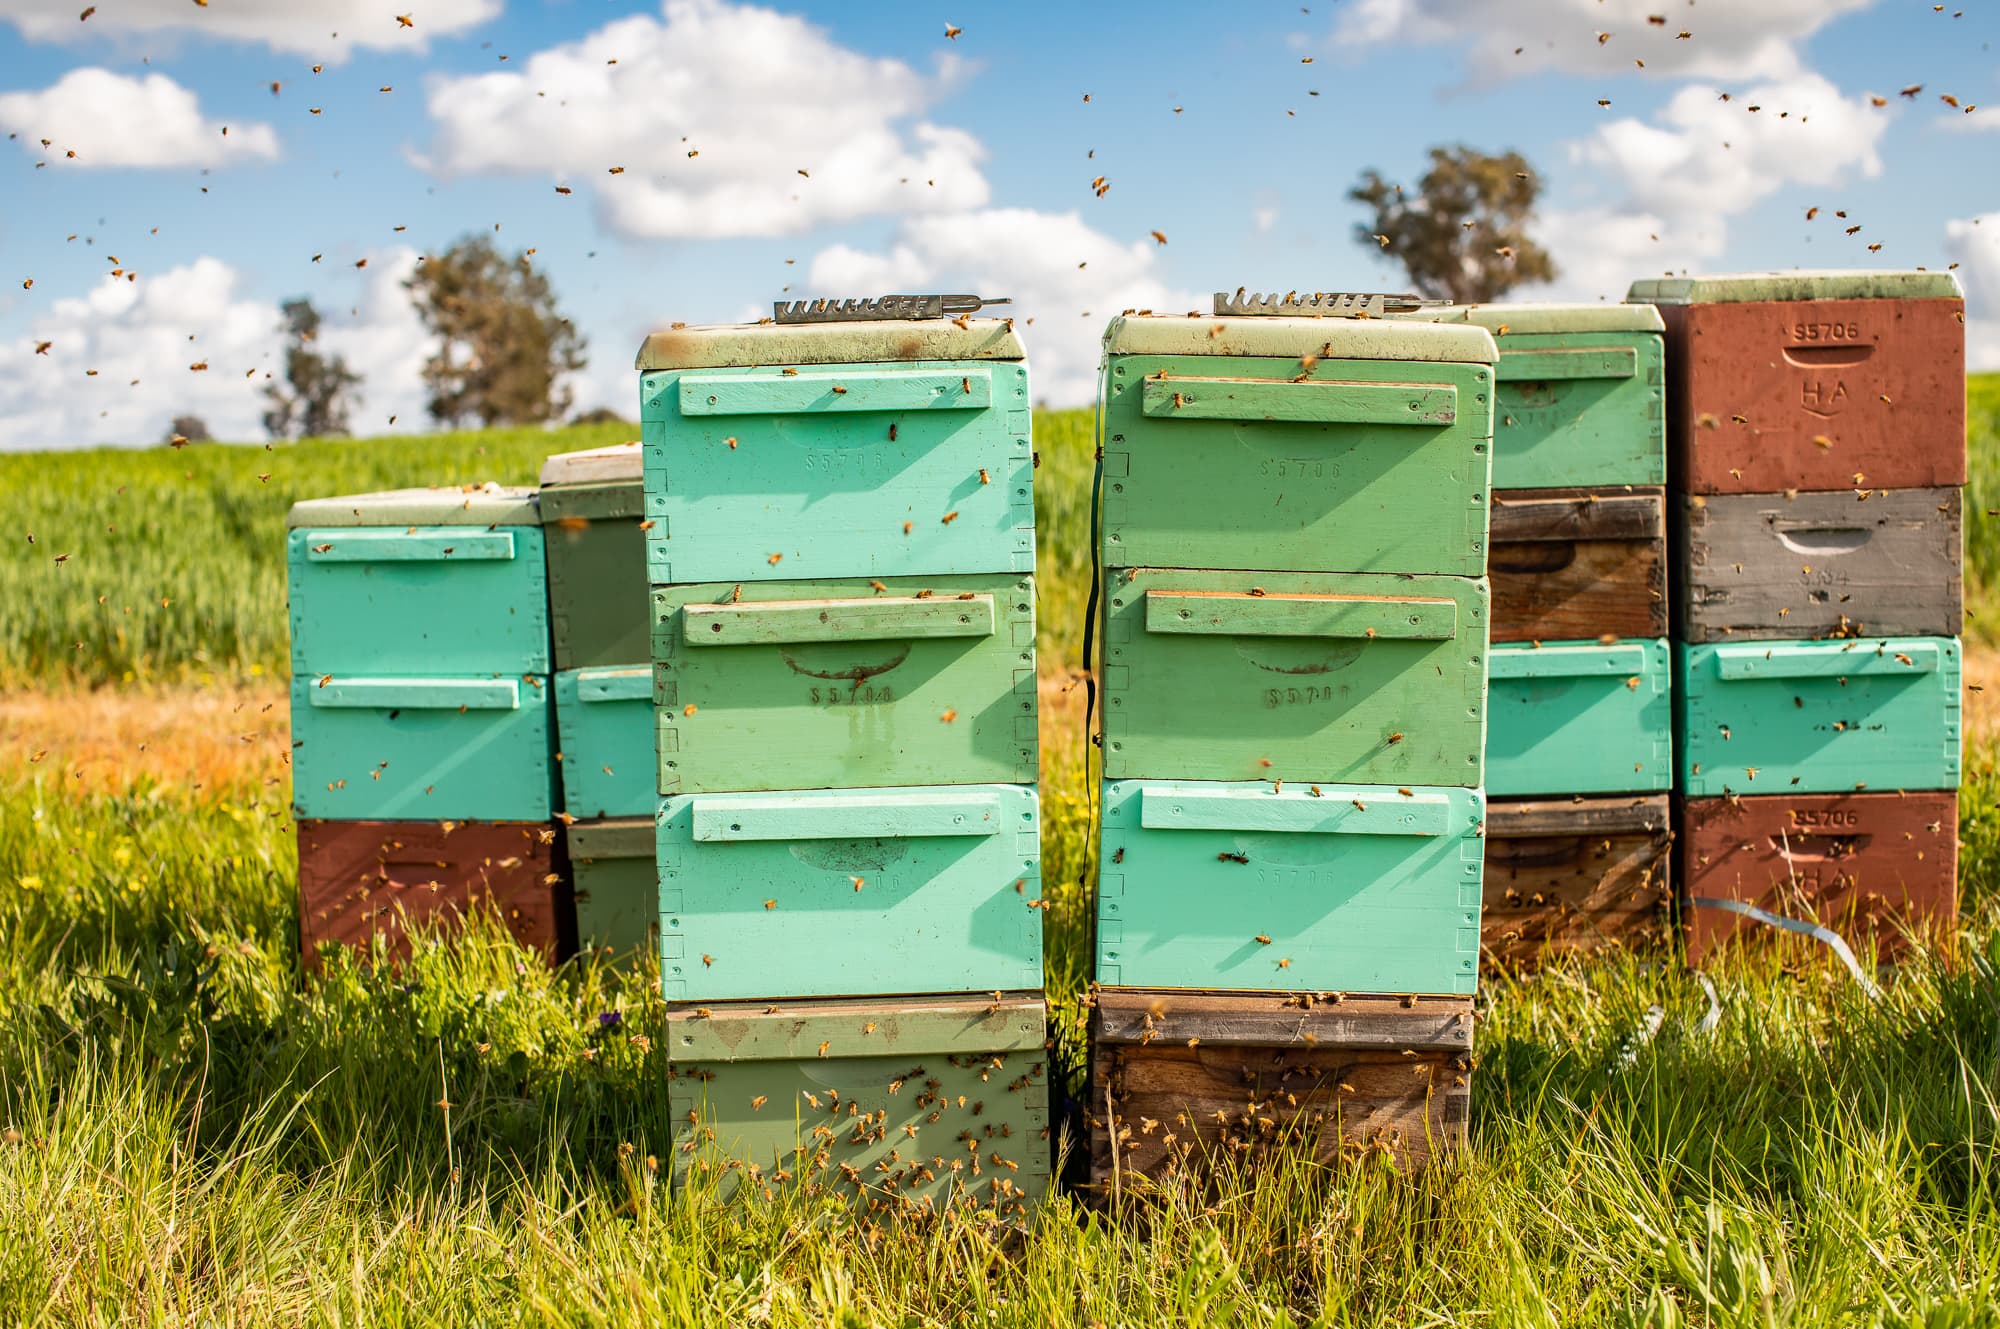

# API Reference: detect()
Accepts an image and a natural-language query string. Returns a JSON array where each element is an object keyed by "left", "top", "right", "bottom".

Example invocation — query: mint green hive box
[
  {"left": 1101, "top": 567, "right": 1488, "bottom": 787},
  {"left": 1487, "top": 639, "right": 1672, "bottom": 797},
  {"left": 653, "top": 574, "right": 1037, "bottom": 793},
  {"left": 540, "top": 444, "right": 650, "bottom": 672},
  {"left": 567, "top": 818, "right": 657, "bottom": 965},
  {"left": 1393, "top": 303, "right": 1665, "bottom": 490},
  {"left": 1096, "top": 780, "right": 1484, "bottom": 996},
  {"left": 1677, "top": 637, "right": 1962, "bottom": 796},
  {"left": 1097, "top": 314, "right": 1496, "bottom": 576},
  {"left": 666, "top": 994, "right": 1049, "bottom": 1215},
  {"left": 656, "top": 784, "right": 1042, "bottom": 1002},
  {"left": 637, "top": 320, "right": 1033, "bottom": 584},
  {"left": 554, "top": 666, "right": 653, "bottom": 818}
]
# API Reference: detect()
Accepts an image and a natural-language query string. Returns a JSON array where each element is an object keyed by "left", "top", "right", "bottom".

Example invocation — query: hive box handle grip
[
  {"left": 1490, "top": 644, "right": 1650, "bottom": 680},
  {"left": 1712, "top": 642, "right": 1942, "bottom": 681},
  {"left": 677, "top": 369, "right": 994, "bottom": 416},
  {"left": 1772, "top": 526, "right": 1874, "bottom": 557},
  {"left": 1494, "top": 347, "right": 1637, "bottom": 382},
  {"left": 683, "top": 595, "right": 996, "bottom": 646},
  {"left": 573, "top": 667, "right": 653, "bottom": 703},
  {"left": 305, "top": 676, "right": 523, "bottom": 710},
  {"left": 691, "top": 790, "right": 1006, "bottom": 842},
  {"left": 1143, "top": 590, "right": 1457, "bottom": 640},
  {"left": 1139, "top": 376, "right": 1457, "bottom": 426},
  {"left": 1137, "top": 785, "right": 1451, "bottom": 836},
  {"left": 301, "top": 529, "right": 517, "bottom": 562}
]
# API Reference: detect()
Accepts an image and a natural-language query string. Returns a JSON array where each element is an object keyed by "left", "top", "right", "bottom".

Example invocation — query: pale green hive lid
[
  {"left": 1102, "top": 314, "right": 1497, "bottom": 364},
  {"left": 1626, "top": 270, "right": 1964, "bottom": 305},
  {"left": 539, "top": 441, "right": 643, "bottom": 487},
  {"left": 667, "top": 993, "right": 1046, "bottom": 1062},
  {"left": 636, "top": 318, "right": 1024, "bottom": 371},
  {"left": 286, "top": 484, "right": 541, "bottom": 528},
  {"left": 1395, "top": 301, "right": 1664, "bottom": 336}
]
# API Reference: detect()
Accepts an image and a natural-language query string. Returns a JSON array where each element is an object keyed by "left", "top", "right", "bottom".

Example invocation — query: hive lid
[
  {"left": 1101, "top": 314, "right": 1497, "bottom": 364},
  {"left": 635, "top": 318, "right": 1024, "bottom": 371},
  {"left": 1394, "top": 301, "right": 1664, "bottom": 336},
  {"left": 286, "top": 484, "right": 540, "bottom": 528},
  {"left": 539, "top": 442, "right": 642, "bottom": 487},
  {"left": 666, "top": 993, "right": 1045, "bottom": 1062},
  {"left": 566, "top": 817, "right": 654, "bottom": 861},
  {"left": 1626, "top": 270, "right": 1965, "bottom": 305}
]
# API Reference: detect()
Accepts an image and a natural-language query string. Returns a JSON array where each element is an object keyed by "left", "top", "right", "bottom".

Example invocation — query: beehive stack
[
  {"left": 637, "top": 316, "right": 1049, "bottom": 1216},
  {"left": 539, "top": 443, "right": 657, "bottom": 964},
  {"left": 1400, "top": 304, "right": 1676, "bottom": 970},
  {"left": 286, "top": 487, "right": 568, "bottom": 965},
  {"left": 1085, "top": 310, "right": 1495, "bottom": 1194},
  {"left": 1627, "top": 271, "right": 1967, "bottom": 963}
]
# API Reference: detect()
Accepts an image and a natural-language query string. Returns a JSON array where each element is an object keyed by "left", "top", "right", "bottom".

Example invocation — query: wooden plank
[
  {"left": 682, "top": 595, "right": 996, "bottom": 647},
  {"left": 1483, "top": 799, "right": 1672, "bottom": 971},
  {"left": 1490, "top": 488, "right": 1665, "bottom": 542},
  {"left": 678, "top": 368, "right": 994, "bottom": 416},
  {"left": 1678, "top": 487, "right": 1962, "bottom": 642},
  {"left": 1091, "top": 988, "right": 1473, "bottom": 1050},
  {"left": 1485, "top": 793, "right": 1669, "bottom": 838},
  {"left": 1142, "top": 590, "right": 1457, "bottom": 641},
  {"left": 1490, "top": 489, "right": 1666, "bottom": 643},
  {"left": 1139, "top": 376, "right": 1458, "bottom": 426}
]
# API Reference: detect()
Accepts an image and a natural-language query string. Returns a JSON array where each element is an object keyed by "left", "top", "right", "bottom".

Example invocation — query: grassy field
[{"left": 1, "top": 389, "right": 1998, "bottom": 1321}]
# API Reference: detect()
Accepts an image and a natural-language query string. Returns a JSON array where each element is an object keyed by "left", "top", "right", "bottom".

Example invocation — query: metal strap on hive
[
  {"left": 772, "top": 294, "right": 1012, "bottom": 324},
  {"left": 1212, "top": 290, "right": 1446, "bottom": 317}
]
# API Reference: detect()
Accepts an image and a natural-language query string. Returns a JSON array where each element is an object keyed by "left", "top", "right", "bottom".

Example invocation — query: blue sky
[{"left": 0, "top": 0, "right": 1995, "bottom": 449}]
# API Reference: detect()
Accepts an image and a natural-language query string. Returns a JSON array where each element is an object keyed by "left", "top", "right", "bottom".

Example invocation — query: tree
[
  {"left": 263, "top": 298, "right": 362, "bottom": 439},
  {"left": 1349, "top": 147, "right": 1557, "bottom": 304},
  {"left": 405, "top": 236, "right": 588, "bottom": 429},
  {"left": 164, "top": 415, "right": 211, "bottom": 445}
]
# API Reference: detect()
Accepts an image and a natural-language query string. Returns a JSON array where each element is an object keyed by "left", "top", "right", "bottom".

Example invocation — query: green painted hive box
[
  {"left": 1098, "top": 314, "right": 1496, "bottom": 575},
  {"left": 1101, "top": 568, "right": 1488, "bottom": 787},
  {"left": 1677, "top": 637, "right": 1961, "bottom": 797},
  {"left": 1096, "top": 780, "right": 1484, "bottom": 996},
  {"left": 653, "top": 574, "right": 1037, "bottom": 793},
  {"left": 1487, "top": 639, "right": 1672, "bottom": 798},
  {"left": 1394, "top": 303, "right": 1665, "bottom": 490},
  {"left": 540, "top": 444, "right": 650, "bottom": 672},
  {"left": 567, "top": 818, "right": 657, "bottom": 966},
  {"left": 553, "top": 666, "right": 653, "bottom": 819},
  {"left": 656, "top": 785, "right": 1042, "bottom": 1002},
  {"left": 638, "top": 320, "right": 1033, "bottom": 584},
  {"left": 667, "top": 994, "right": 1050, "bottom": 1217}
]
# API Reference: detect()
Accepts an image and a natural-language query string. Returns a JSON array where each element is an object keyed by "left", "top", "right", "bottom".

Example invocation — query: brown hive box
[
  {"left": 1085, "top": 989, "right": 1472, "bottom": 1199},
  {"left": 1483, "top": 795, "right": 1672, "bottom": 971},
  {"left": 296, "top": 819, "right": 569, "bottom": 968},
  {"left": 1677, "top": 791, "right": 1957, "bottom": 964},
  {"left": 1628, "top": 271, "right": 1966, "bottom": 496},
  {"left": 1489, "top": 488, "right": 1667, "bottom": 643}
]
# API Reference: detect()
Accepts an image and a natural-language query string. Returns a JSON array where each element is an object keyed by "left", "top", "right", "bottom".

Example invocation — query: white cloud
[
  {"left": 420, "top": 0, "right": 990, "bottom": 240},
  {"left": 1940, "top": 106, "right": 2000, "bottom": 133},
  {"left": 0, "top": 250, "right": 431, "bottom": 450},
  {"left": 0, "top": 69, "right": 278, "bottom": 169},
  {"left": 1336, "top": 0, "right": 1874, "bottom": 83},
  {"left": 0, "top": 0, "right": 499, "bottom": 61},
  {"left": 807, "top": 208, "right": 1203, "bottom": 407},
  {"left": 1945, "top": 213, "right": 2000, "bottom": 372}
]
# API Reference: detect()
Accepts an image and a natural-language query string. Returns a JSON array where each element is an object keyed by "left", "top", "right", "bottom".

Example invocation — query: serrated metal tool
[
  {"left": 772, "top": 294, "right": 1012, "bottom": 324},
  {"left": 1212, "top": 290, "right": 1444, "bottom": 317}
]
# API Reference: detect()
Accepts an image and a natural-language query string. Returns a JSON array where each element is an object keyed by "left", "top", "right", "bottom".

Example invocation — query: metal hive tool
[
  {"left": 771, "top": 293, "right": 1012, "bottom": 324},
  {"left": 1212, "top": 290, "right": 1444, "bottom": 317}
]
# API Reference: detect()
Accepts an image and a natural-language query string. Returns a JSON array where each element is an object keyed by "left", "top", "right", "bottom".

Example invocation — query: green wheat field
[{"left": 0, "top": 385, "right": 1995, "bottom": 1323}]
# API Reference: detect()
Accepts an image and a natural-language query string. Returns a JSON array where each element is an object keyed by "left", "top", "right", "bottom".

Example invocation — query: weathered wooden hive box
[
  {"left": 1480, "top": 795, "right": 1671, "bottom": 970},
  {"left": 655, "top": 785, "right": 1042, "bottom": 1002},
  {"left": 1676, "top": 637, "right": 1961, "bottom": 797},
  {"left": 1486, "top": 639, "right": 1672, "bottom": 797},
  {"left": 637, "top": 321, "right": 1033, "bottom": 584},
  {"left": 1628, "top": 270, "right": 1966, "bottom": 495},
  {"left": 1489, "top": 488, "right": 1666, "bottom": 643},
  {"left": 1096, "top": 314, "right": 1497, "bottom": 575},
  {"left": 1095, "top": 780, "right": 1484, "bottom": 995},
  {"left": 1395, "top": 302, "right": 1665, "bottom": 491},
  {"left": 540, "top": 443, "right": 649, "bottom": 670},
  {"left": 552, "top": 665, "right": 653, "bottom": 818},
  {"left": 666, "top": 995, "right": 1050, "bottom": 1216},
  {"left": 287, "top": 487, "right": 555, "bottom": 821},
  {"left": 1677, "top": 488, "right": 1962, "bottom": 642},
  {"left": 1678, "top": 791, "right": 1957, "bottom": 962},
  {"left": 1100, "top": 567, "right": 1488, "bottom": 786},
  {"left": 564, "top": 817, "right": 657, "bottom": 966}
]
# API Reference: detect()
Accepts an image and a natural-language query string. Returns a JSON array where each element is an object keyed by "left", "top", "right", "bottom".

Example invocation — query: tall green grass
[{"left": 1964, "top": 374, "right": 2000, "bottom": 642}]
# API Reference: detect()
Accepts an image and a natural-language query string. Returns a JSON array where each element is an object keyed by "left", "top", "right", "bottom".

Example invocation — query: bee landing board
[
  {"left": 1482, "top": 795, "right": 1672, "bottom": 973},
  {"left": 566, "top": 818, "right": 658, "bottom": 967},
  {"left": 1486, "top": 639, "right": 1672, "bottom": 798},
  {"left": 1085, "top": 990, "right": 1473, "bottom": 1197},
  {"left": 1489, "top": 487, "right": 1667, "bottom": 643},
  {"left": 666, "top": 994, "right": 1051, "bottom": 1218}
]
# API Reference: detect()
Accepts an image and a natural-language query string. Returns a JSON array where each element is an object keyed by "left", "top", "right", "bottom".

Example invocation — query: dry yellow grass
[{"left": 0, "top": 681, "right": 289, "bottom": 795}]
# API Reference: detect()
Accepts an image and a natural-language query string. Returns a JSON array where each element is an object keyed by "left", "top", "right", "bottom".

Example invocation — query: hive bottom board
[
  {"left": 565, "top": 818, "right": 656, "bottom": 965},
  {"left": 296, "top": 819, "right": 567, "bottom": 967},
  {"left": 1085, "top": 989, "right": 1473, "bottom": 1197},
  {"left": 1678, "top": 792, "right": 1958, "bottom": 964},
  {"left": 1483, "top": 796, "right": 1672, "bottom": 972},
  {"left": 666, "top": 994, "right": 1050, "bottom": 1217}
]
